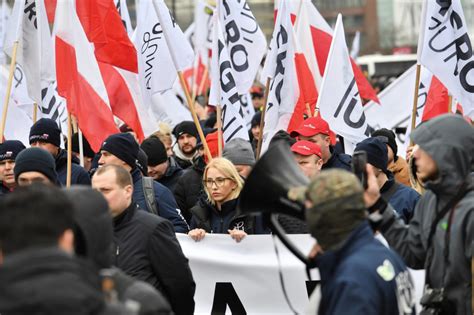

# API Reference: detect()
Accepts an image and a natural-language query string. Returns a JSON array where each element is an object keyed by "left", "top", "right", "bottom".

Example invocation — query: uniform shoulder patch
[{"left": 376, "top": 259, "right": 395, "bottom": 281}]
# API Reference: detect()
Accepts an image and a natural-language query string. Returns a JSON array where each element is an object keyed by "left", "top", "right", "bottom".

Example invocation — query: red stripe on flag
[
  {"left": 45, "top": 0, "right": 57, "bottom": 23},
  {"left": 99, "top": 63, "right": 145, "bottom": 142},
  {"left": 56, "top": 37, "right": 119, "bottom": 152},
  {"left": 422, "top": 76, "right": 449, "bottom": 122}
]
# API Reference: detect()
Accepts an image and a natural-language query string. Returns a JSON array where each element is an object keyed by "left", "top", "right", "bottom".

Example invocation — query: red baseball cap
[
  {"left": 290, "top": 116, "right": 337, "bottom": 146},
  {"left": 291, "top": 140, "right": 322, "bottom": 158}
]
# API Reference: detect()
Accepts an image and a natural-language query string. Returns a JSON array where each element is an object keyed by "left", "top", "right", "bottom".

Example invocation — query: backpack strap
[
  {"left": 142, "top": 177, "right": 159, "bottom": 216},
  {"left": 381, "top": 181, "right": 400, "bottom": 202}
]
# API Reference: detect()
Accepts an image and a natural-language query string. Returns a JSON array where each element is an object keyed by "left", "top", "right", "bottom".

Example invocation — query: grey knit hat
[{"left": 223, "top": 138, "right": 256, "bottom": 166}]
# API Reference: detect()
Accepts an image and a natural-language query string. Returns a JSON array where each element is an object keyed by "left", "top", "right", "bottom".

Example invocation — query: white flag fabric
[
  {"left": 193, "top": 0, "right": 212, "bottom": 66},
  {"left": 114, "top": 0, "right": 133, "bottom": 36},
  {"left": 150, "top": 90, "right": 192, "bottom": 129},
  {"left": 4, "top": 0, "right": 55, "bottom": 104},
  {"left": 350, "top": 31, "right": 360, "bottom": 60},
  {"left": 209, "top": 12, "right": 249, "bottom": 142},
  {"left": 218, "top": 0, "right": 266, "bottom": 95},
  {"left": 317, "top": 14, "right": 368, "bottom": 147},
  {"left": 418, "top": 0, "right": 474, "bottom": 118},
  {"left": 39, "top": 81, "right": 69, "bottom": 134},
  {"left": 0, "top": 0, "right": 10, "bottom": 65},
  {"left": 135, "top": 0, "right": 194, "bottom": 107},
  {"left": 260, "top": 0, "right": 299, "bottom": 152},
  {"left": 239, "top": 93, "right": 255, "bottom": 129}
]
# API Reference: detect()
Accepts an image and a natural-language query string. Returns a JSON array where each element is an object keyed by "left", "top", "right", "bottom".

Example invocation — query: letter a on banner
[
  {"left": 209, "top": 10, "right": 249, "bottom": 143},
  {"left": 317, "top": 14, "right": 369, "bottom": 150},
  {"left": 418, "top": 0, "right": 474, "bottom": 118}
]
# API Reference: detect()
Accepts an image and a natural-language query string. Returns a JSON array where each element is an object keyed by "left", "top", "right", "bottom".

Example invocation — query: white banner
[
  {"left": 418, "top": 0, "right": 474, "bottom": 118},
  {"left": 177, "top": 234, "right": 426, "bottom": 314},
  {"left": 0, "top": 0, "right": 10, "bottom": 65}
]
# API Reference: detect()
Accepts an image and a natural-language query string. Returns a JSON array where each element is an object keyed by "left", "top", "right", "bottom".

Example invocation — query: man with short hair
[
  {"left": 14, "top": 147, "right": 59, "bottom": 186},
  {"left": 92, "top": 165, "right": 195, "bottom": 315},
  {"left": 223, "top": 138, "right": 255, "bottom": 178},
  {"left": 140, "top": 136, "right": 183, "bottom": 192},
  {"left": 366, "top": 114, "right": 473, "bottom": 314},
  {"left": 290, "top": 116, "right": 351, "bottom": 171},
  {"left": 0, "top": 184, "right": 105, "bottom": 314},
  {"left": 290, "top": 140, "right": 323, "bottom": 178},
  {"left": 172, "top": 121, "right": 199, "bottom": 169},
  {"left": 99, "top": 133, "right": 188, "bottom": 233},
  {"left": 0, "top": 140, "right": 26, "bottom": 195},
  {"left": 29, "top": 118, "right": 91, "bottom": 185},
  {"left": 355, "top": 137, "right": 420, "bottom": 223}
]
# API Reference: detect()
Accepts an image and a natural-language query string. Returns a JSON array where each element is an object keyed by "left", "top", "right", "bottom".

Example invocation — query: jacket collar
[{"left": 113, "top": 202, "right": 137, "bottom": 229}]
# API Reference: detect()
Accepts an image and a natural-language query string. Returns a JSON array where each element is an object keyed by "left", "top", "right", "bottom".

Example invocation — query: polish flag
[
  {"left": 277, "top": 0, "right": 379, "bottom": 104},
  {"left": 55, "top": 0, "right": 119, "bottom": 152},
  {"left": 76, "top": 0, "right": 146, "bottom": 142}
]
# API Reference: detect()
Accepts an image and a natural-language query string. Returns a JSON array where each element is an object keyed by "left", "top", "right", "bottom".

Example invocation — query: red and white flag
[
  {"left": 317, "top": 14, "right": 368, "bottom": 150},
  {"left": 418, "top": 0, "right": 473, "bottom": 118},
  {"left": 114, "top": 0, "right": 133, "bottom": 36},
  {"left": 55, "top": 0, "right": 119, "bottom": 151},
  {"left": 208, "top": 10, "right": 249, "bottom": 143}
]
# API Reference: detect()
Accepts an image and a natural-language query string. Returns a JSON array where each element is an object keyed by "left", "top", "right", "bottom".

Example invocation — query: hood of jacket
[
  {"left": 0, "top": 247, "right": 104, "bottom": 314},
  {"left": 411, "top": 114, "right": 473, "bottom": 196},
  {"left": 165, "top": 156, "right": 183, "bottom": 178},
  {"left": 64, "top": 186, "right": 114, "bottom": 269}
]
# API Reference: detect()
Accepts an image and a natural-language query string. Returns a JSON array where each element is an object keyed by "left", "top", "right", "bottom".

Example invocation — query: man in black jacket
[
  {"left": 92, "top": 164, "right": 195, "bottom": 315},
  {"left": 0, "top": 184, "right": 105, "bottom": 315},
  {"left": 29, "top": 118, "right": 91, "bottom": 185}
]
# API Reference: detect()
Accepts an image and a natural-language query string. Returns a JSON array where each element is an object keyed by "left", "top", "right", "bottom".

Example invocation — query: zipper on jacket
[{"left": 115, "top": 245, "right": 119, "bottom": 266}]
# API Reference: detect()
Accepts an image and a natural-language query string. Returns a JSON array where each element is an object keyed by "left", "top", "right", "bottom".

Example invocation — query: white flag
[
  {"left": 350, "top": 31, "right": 360, "bottom": 60},
  {"left": 150, "top": 90, "right": 192, "bottom": 129},
  {"left": 218, "top": 0, "right": 266, "bottom": 94},
  {"left": 209, "top": 12, "right": 249, "bottom": 142},
  {"left": 317, "top": 14, "right": 368, "bottom": 148},
  {"left": 4, "top": 0, "right": 55, "bottom": 104},
  {"left": 0, "top": 0, "right": 10, "bottom": 65},
  {"left": 260, "top": 0, "right": 299, "bottom": 152},
  {"left": 114, "top": 0, "right": 133, "bottom": 36},
  {"left": 193, "top": 0, "right": 213, "bottom": 66},
  {"left": 418, "top": 0, "right": 474, "bottom": 118},
  {"left": 135, "top": 0, "right": 194, "bottom": 107},
  {"left": 239, "top": 93, "right": 255, "bottom": 129}
]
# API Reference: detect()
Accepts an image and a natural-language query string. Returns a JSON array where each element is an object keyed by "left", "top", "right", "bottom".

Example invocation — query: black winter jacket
[
  {"left": 113, "top": 203, "right": 195, "bottom": 315},
  {"left": 158, "top": 157, "right": 184, "bottom": 192},
  {"left": 173, "top": 156, "right": 206, "bottom": 223},
  {"left": 56, "top": 149, "right": 91, "bottom": 186},
  {"left": 0, "top": 247, "right": 105, "bottom": 315}
]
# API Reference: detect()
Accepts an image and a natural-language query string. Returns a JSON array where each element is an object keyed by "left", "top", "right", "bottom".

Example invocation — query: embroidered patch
[{"left": 376, "top": 259, "right": 395, "bottom": 281}]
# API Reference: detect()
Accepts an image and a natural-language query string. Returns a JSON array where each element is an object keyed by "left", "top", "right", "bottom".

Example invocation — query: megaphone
[{"left": 238, "top": 141, "right": 315, "bottom": 267}]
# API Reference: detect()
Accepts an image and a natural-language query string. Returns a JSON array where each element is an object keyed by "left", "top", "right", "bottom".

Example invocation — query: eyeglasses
[{"left": 203, "top": 177, "right": 232, "bottom": 188}]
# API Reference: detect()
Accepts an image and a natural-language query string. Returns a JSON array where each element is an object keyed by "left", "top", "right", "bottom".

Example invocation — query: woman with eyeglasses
[{"left": 188, "top": 157, "right": 260, "bottom": 243}]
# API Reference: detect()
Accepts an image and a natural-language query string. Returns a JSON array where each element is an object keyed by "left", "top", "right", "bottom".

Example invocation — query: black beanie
[
  {"left": 136, "top": 149, "right": 148, "bottom": 176},
  {"left": 172, "top": 121, "right": 198, "bottom": 139},
  {"left": 14, "top": 147, "right": 58, "bottom": 184},
  {"left": 140, "top": 136, "right": 168, "bottom": 166},
  {"left": 29, "top": 118, "right": 61, "bottom": 147},
  {"left": 251, "top": 111, "right": 262, "bottom": 128},
  {"left": 0, "top": 140, "right": 26, "bottom": 161},
  {"left": 354, "top": 137, "right": 388, "bottom": 172},
  {"left": 100, "top": 133, "right": 139, "bottom": 169},
  {"left": 372, "top": 128, "right": 397, "bottom": 159},
  {"left": 71, "top": 133, "right": 95, "bottom": 158}
]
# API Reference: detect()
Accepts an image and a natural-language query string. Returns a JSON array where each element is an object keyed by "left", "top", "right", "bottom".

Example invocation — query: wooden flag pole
[
  {"left": 197, "top": 66, "right": 209, "bottom": 97},
  {"left": 66, "top": 113, "right": 73, "bottom": 188},
  {"left": 256, "top": 78, "right": 271, "bottom": 160},
  {"left": 448, "top": 95, "right": 453, "bottom": 114},
  {"left": 178, "top": 71, "right": 213, "bottom": 162},
  {"left": 78, "top": 128, "right": 85, "bottom": 168},
  {"left": 409, "top": 64, "right": 422, "bottom": 147},
  {"left": 0, "top": 41, "right": 19, "bottom": 143},
  {"left": 33, "top": 102, "right": 38, "bottom": 123},
  {"left": 216, "top": 104, "right": 223, "bottom": 157}
]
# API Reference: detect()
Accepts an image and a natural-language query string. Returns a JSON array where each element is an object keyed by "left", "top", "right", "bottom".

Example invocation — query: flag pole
[
  {"left": 448, "top": 95, "right": 453, "bottom": 113},
  {"left": 216, "top": 104, "right": 223, "bottom": 157},
  {"left": 256, "top": 77, "right": 271, "bottom": 160},
  {"left": 153, "top": 1, "right": 213, "bottom": 162},
  {"left": 66, "top": 112, "right": 73, "bottom": 187},
  {"left": 409, "top": 64, "right": 421, "bottom": 147},
  {"left": 33, "top": 102, "right": 38, "bottom": 123},
  {"left": 0, "top": 41, "right": 19, "bottom": 143},
  {"left": 78, "top": 128, "right": 85, "bottom": 167}
]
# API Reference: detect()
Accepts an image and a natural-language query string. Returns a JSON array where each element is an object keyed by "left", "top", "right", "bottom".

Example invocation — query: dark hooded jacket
[
  {"left": 173, "top": 155, "right": 207, "bottom": 223},
  {"left": 0, "top": 247, "right": 105, "bottom": 315},
  {"left": 158, "top": 156, "right": 183, "bottom": 192},
  {"left": 56, "top": 149, "right": 91, "bottom": 186},
  {"left": 322, "top": 148, "right": 352, "bottom": 171},
  {"left": 379, "top": 114, "right": 474, "bottom": 315},
  {"left": 65, "top": 187, "right": 173, "bottom": 315},
  {"left": 380, "top": 173, "right": 420, "bottom": 223}
]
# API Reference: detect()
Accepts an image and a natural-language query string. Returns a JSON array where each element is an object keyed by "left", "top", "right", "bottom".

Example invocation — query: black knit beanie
[
  {"left": 140, "top": 136, "right": 168, "bottom": 166},
  {"left": 372, "top": 128, "right": 398, "bottom": 159},
  {"left": 71, "top": 133, "right": 95, "bottom": 158},
  {"left": 100, "top": 133, "right": 139, "bottom": 169},
  {"left": 14, "top": 147, "right": 58, "bottom": 184},
  {"left": 29, "top": 118, "right": 61, "bottom": 147},
  {"left": 354, "top": 137, "right": 388, "bottom": 172},
  {"left": 172, "top": 121, "right": 198, "bottom": 139},
  {"left": 0, "top": 140, "right": 26, "bottom": 161}
]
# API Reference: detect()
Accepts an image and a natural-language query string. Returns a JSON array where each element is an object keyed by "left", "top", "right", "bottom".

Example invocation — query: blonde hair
[
  {"left": 152, "top": 122, "right": 172, "bottom": 147},
  {"left": 203, "top": 158, "right": 244, "bottom": 205}
]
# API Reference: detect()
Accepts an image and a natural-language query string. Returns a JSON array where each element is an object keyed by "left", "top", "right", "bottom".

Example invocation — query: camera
[{"left": 352, "top": 151, "right": 368, "bottom": 189}]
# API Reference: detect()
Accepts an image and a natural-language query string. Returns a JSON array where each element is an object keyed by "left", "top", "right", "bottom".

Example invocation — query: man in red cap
[
  {"left": 290, "top": 140, "right": 323, "bottom": 178},
  {"left": 290, "top": 116, "right": 352, "bottom": 171}
]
